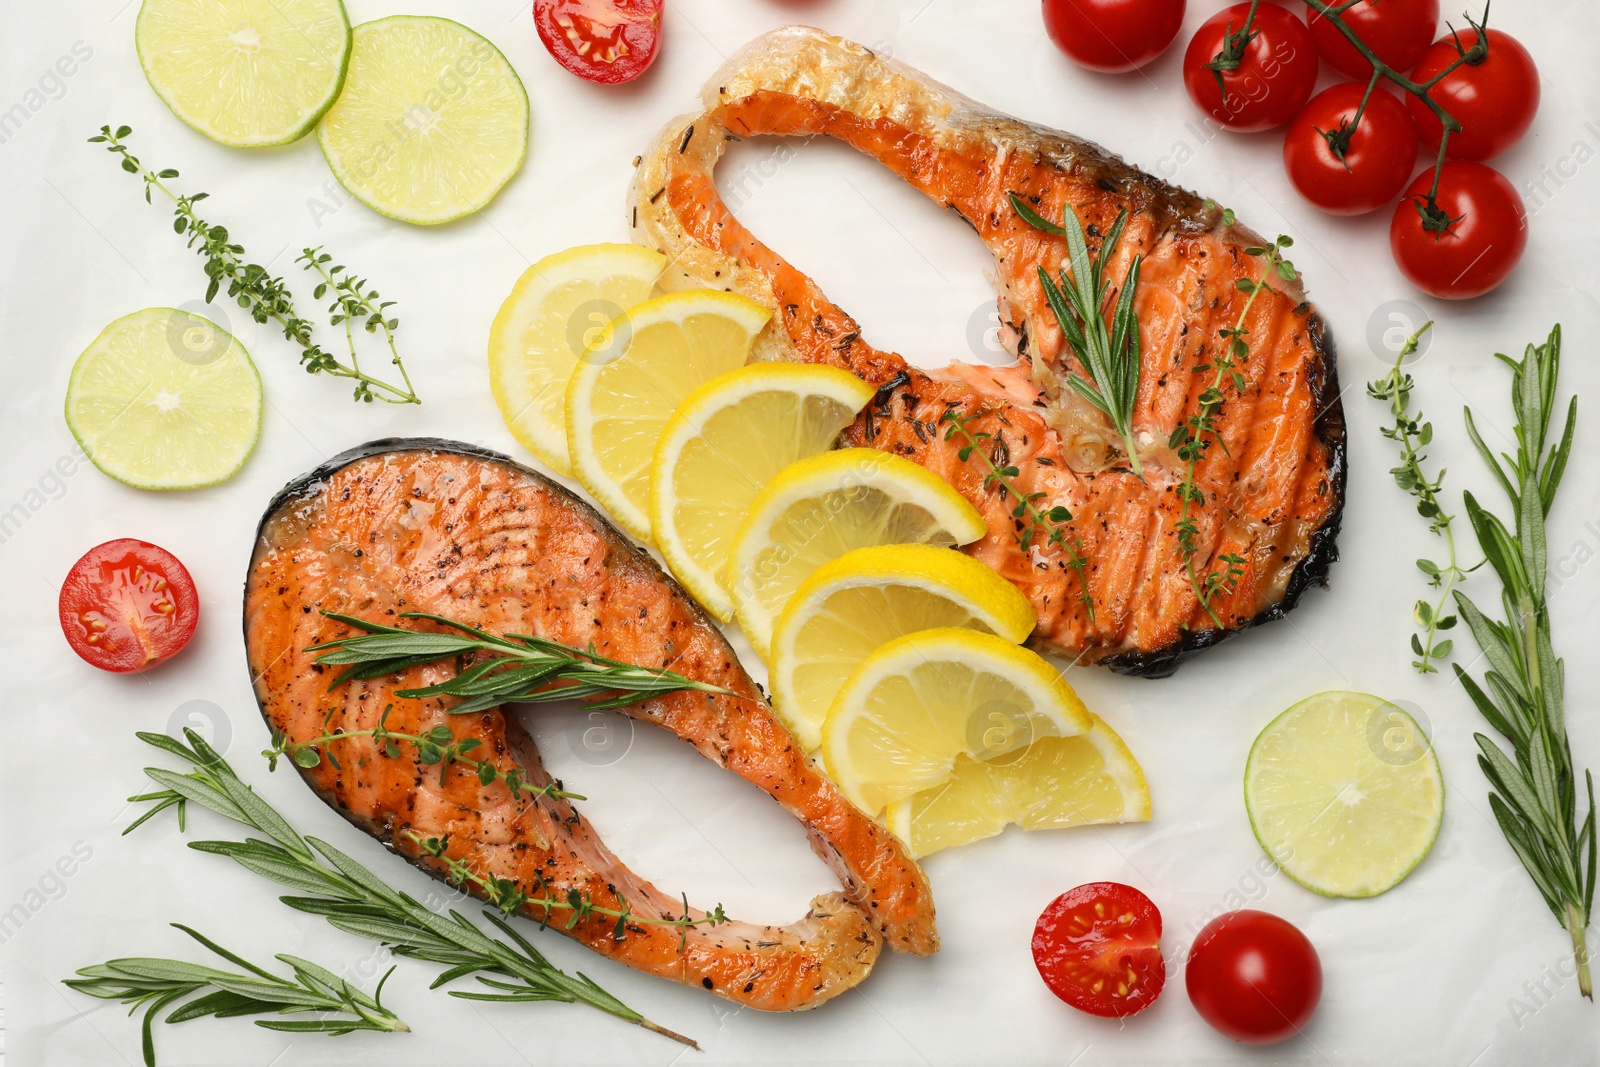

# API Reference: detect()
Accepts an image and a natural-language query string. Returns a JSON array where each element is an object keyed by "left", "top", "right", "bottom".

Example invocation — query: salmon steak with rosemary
[
  {"left": 244, "top": 440, "right": 936, "bottom": 1011},
  {"left": 631, "top": 26, "right": 1346, "bottom": 675}
]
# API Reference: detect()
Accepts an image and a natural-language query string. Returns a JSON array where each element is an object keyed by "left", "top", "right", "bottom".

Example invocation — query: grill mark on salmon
[
  {"left": 630, "top": 26, "right": 1345, "bottom": 676},
  {"left": 244, "top": 439, "right": 936, "bottom": 1012}
]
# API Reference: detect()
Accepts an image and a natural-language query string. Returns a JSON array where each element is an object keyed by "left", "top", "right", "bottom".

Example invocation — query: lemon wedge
[
  {"left": 136, "top": 0, "right": 350, "bottom": 147},
  {"left": 488, "top": 244, "right": 666, "bottom": 475},
  {"left": 1246, "top": 691, "right": 1444, "bottom": 898},
  {"left": 882, "top": 714, "right": 1150, "bottom": 858},
  {"left": 727, "top": 448, "right": 987, "bottom": 660},
  {"left": 769, "top": 543, "right": 1035, "bottom": 751},
  {"left": 317, "top": 16, "right": 528, "bottom": 224},
  {"left": 820, "top": 628, "right": 1089, "bottom": 815},
  {"left": 65, "top": 308, "right": 262, "bottom": 490},
  {"left": 649, "top": 364, "right": 874, "bottom": 620},
  {"left": 566, "top": 290, "right": 771, "bottom": 541}
]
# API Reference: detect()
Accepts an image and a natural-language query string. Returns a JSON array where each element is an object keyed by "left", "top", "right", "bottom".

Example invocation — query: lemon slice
[
  {"left": 488, "top": 244, "right": 666, "bottom": 475},
  {"left": 1245, "top": 691, "right": 1444, "bottom": 898},
  {"left": 136, "top": 0, "right": 351, "bottom": 147},
  {"left": 65, "top": 308, "right": 262, "bottom": 490},
  {"left": 318, "top": 16, "right": 528, "bottom": 225},
  {"left": 883, "top": 715, "right": 1150, "bottom": 858},
  {"left": 727, "top": 449, "right": 987, "bottom": 660},
  {"left": 769, "top": 543, "right": 1036, "bottom": 751},
  {"left": 820, "top": 628, "right": 1089, "bottom": 815},
  {"left": 649, "top": 365, "right": 874, "bottom": 620},
  {"left": 566, "top": 291, "right": 771, "bottom": 541}
]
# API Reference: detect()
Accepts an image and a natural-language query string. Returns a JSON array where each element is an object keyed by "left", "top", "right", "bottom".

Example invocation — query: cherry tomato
[
  {"left": 532, "top": 0, "right": 663, "bottom": 85},
  {"left": 1283, "top": 83, "right": 1419, "bottom": 215},
  {"left": 1042, "top": 0, "right": 1187, "bottom": 74},
  {"left": 1185, "top": 910, "right": 1322, "bottom": 1045},
  {"left": 1407, "top": 28, "right": 1539, "bottom": 161},
  {"left": 1390, "top": 161, "right": 1526, "bottom": 299},
  {"left": 1304, "top": 0, "right": 1438, "bottom": 81},
  {"left": 1182, "top": 2, "right": 1319, "bottom": 132},
  {"left": 1032, "top": 882, "right": 1166, "bottom": 1017},
  {"left": 59, "top": 539, "right": 199, "bottom": 673}
]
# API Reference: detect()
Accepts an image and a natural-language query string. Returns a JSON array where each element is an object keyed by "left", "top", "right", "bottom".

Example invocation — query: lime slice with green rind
[
  {"left": 66, "top": 308, "right": 262, "bottom": 490},
  {"left": 317, "top": 16, "right": 529, "bottom": 225},
  {"left": 1245, "top": 690, "right": 1444, "bottom": 898},
  {"left": 136, "top": 0, "right": 351, "bottom": 148}
]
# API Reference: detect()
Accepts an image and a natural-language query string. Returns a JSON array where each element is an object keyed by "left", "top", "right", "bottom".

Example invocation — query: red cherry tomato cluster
[
  {"left": 1042, "top": 0, "right": 1539, "bottom": 300},
  {"left": 1031, "top": 884, "right": 1322, "bottom": 1045}
]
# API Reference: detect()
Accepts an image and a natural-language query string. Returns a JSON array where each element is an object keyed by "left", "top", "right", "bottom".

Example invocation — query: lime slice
[
  {"left": 488, "top": 244, "right": 667, "bottom": 475},
  {"left": 318, "top": 16, "right": 529, "bottom": 225},
  {"left": 882, "top": 715, "right": 1150, "bottom": 858},
  {"left": 136, "top": 0, "right": 351, "bottom": 147},
  {"left": 65, "top": 308, "right": 262, "bottom": 490},
  {"left": 649, "top": 364, "right": 875, "bottom": 620},
  {"left": 821, "top": 628, "right": 1090, "bottom": 815},
  {"left": 1245, "top": 691, "right": 1444, "bottom": 898}
]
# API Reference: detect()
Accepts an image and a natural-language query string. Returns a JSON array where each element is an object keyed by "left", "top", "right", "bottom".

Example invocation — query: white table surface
[{"left": 4, "top": 1, "right": 1600, "bottom": 1064}]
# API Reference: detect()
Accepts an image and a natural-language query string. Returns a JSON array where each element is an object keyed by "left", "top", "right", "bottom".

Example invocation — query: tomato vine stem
[{"left": 1303, "top": 0, "right": 1496, "bottom": 230}]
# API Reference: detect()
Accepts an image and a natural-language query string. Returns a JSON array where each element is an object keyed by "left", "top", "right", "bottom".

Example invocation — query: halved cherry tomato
[
  {"left": 1032, "top": 882, "right": 1165, "bottom": 1017},
  {"left": 1185, "top": 910, "right": 1322, "bottom": 1045},
  {"left": 1304, "top": 0, "right": 1438, "bottom": 81},
  {"left": 532, "top": 0, "right": 663, "bottom": 85},
  {"left": 1284, "top": 82, "right": 1419, "bottom": 215},
  {"left": 59, "top": 538, "right": 199, "bottom": 672},
  {"left": 1042, "top": 0, "right": 1188, "bottom": 74},
  {"left": 1407, "top": 28, "right": 1539, "bottom": 161},
  {"left": 1390, "top": 161, "right": 1526, "bottom": 299},
  {"left": 1182, "top": 2, "right": 1319, "bottom": 132}
]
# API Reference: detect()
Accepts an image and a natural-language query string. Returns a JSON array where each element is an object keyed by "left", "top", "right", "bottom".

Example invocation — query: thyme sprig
[
  {"left": 66, "top": 923, "right": 407, "bottom": 1067},
  {"left": 1366, "top": 321, "right": 1473, "bottom": 672},
  {"left": 1448, "top": 326, "right": 1592, "bottom": 999},
  {"left": 127, "top": 729, "right": 699, "bottom": 1047},
  {"left": 1171, "top": 228, "right": 1296, "bottom": 628},
  {"left": 1010, "top": 192, "right": 1145, "bottom": 477},
  {"left": 411, "top": 834, "right": 729, "bottom": 953},
  {"left": 259, "top": 703, "right": 585, "bottom": 804},
  {"left": 89, "top": 126, "right": 419, "bottom": 405},
  {"left": 939, "top": 408, "right": 1094, "bottom": 624},
  {"left": 300, "top": 248, "right": 416, "bottom": 403},
  {"left": 307, "top": 610, "right": 738, "bottom": 715}
]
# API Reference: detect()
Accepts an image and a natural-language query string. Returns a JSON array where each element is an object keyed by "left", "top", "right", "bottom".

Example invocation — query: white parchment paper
[{"left": 2, "top": 1, "right": 1598, "bottom": 1063}]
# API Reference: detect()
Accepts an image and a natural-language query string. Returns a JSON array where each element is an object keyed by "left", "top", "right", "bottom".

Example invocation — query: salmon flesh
[
  {"left": 244, "top": 439, "right": 936, "bottom": 1011},
  {"left": 630, "top": 26, "right": 1346, "bottom": 675}
]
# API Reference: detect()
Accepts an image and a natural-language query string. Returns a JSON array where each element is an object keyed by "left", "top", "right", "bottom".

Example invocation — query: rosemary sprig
[
  {"left": 1010, "top": 192, "right": 1145, "bottom": 477},
  {"left": 306, "top": 610, "right": 738, "bottom": 715},
  {"left": 1449, "top": 326, "right": 1593, "bottom": 999},
  {"left": 88, "top": 126, "right": 419, "bottom": 405},
  {"left": 939, "top": 407, "right": 1094, "bottom": 624},
  {"left": 1366, "top": 321, "right": 1472, "bottom": 672},
  {"left": 411, "top": 833, "right": 729, "bottom": 953},
  {"left": 65, "top": 923, "right": 407, "bottom": 1067},
  {"left": 128, "top": 728, "right": 699, "bottom": 1047},
  {"left": 1170, "top": 227, "right": 1296, "bottom": 628},
  {"left": 260, "top": 703, "right": 586, "bottom": 804}
]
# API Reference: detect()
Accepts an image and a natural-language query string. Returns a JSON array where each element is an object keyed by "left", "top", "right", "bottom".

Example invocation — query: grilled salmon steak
[
  {"left": 244, "top": 440, "right": 936, "bottom": 1011},
  {"left": 631, "top": 26, "right": 1346, "bottom": 675}
]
